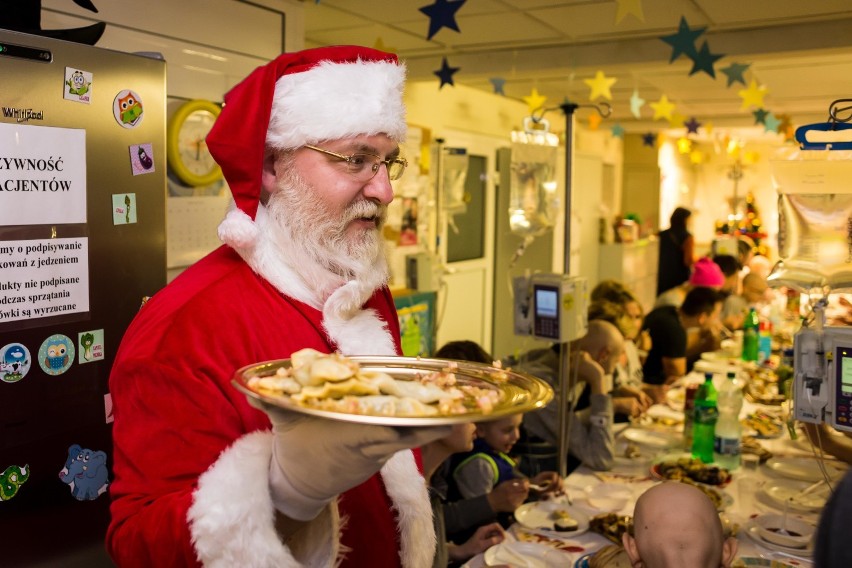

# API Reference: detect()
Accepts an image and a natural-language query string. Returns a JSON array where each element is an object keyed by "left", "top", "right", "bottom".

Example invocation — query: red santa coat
[{"left": 106, "top": 245, "right": 435, "bottom": 567}]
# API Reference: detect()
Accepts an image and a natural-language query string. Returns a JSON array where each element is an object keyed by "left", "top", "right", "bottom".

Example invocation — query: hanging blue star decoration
[
  {"left": 660, "top": 16, "right": 706, "bottom": 63},
  {"left": 489, "top": 77, "right": 506, "bottom": 95},
  {"left": 419, "top": 0, "right": 466, "bottom": 41},
  {"left": 752, "top": 108, "right": 769, "bottom": 125},
  {"left": 434, "top": 57, "right": 460, "bottom": 89},
  {"left": 611, "top": 124, "right": 625, "bottom": 138},
  {"left": 642, "top": 132, "right": 657, "bottom": 147},
  {"left": 763, "top": 113, "right": 781, "bottom": 133},
  {"left": 720, "top": 62, "right": 750, "bottom": 87},
  {"left": 684, "top": 117, "right": 702, "bottom": 134},
  {"left": 688, "top": 41, "right": 723, "bottom": 78}
]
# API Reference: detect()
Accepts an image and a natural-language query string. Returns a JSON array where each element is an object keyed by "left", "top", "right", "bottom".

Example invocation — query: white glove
[{"left": 265, "top": 406, "right": 451, "bottom": 521}]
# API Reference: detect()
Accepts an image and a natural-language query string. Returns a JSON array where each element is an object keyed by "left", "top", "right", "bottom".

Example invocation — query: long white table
[{"left": 463, "top": 390, "right": 847, "bottom": 567}]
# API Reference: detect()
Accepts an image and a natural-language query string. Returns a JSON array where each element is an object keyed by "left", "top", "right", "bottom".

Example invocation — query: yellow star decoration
[
  {"left": 522, "top": 88, "right": 548, "bottom": 114},
  {"left": 668, "top": 113, "right": 686, "bottom": 128},
  {"left": 584, "top": 70, "right": 617, "bottom": 101},
  {"left": 738, "top": 80, "right": 768, "bottom": 110},
  {"left": 615, "top": 0, "right": 644, "bottom": 23},
  {"left": 690, "top": 150, "right": 704, "bottom": 164},
  {"left": 373, "top": 37, "right": 397, "bottom": 54},
  {"left": 588, "top": 112, "right": 602, "bottom": 130},
  {"left": 677, "top": 137, "right": 692, "bottom": 154},
  {"left": 743, "top": 150, "right": 761, "bottom": 165},
  {"left": 650, "top": 95, "right": 675, "bottom": 121}
]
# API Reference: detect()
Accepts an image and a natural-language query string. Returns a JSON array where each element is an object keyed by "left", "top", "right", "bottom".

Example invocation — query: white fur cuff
[{"left": 188, "top": 430, "right": 338, "bottom": 567}]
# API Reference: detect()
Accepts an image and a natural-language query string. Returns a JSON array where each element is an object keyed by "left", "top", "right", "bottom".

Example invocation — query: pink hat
[
  {"left": 689, "top": 257, "right": 725, "bottom": 288},
  {"left": 208, "top": 45, "right": 407, "bottom": 248}
]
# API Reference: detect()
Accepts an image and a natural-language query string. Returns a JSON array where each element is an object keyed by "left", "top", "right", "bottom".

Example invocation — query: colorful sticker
[
  {"left": 78, "top": 329, "right": 104, "bottom": 364},
  {"left": 1, "top": 464, "right": 30, "bottom": 501},
  {"left": 129, "top": 143, "right": 155, "bottom": 175},
  {"left": 63, "top": 67, "right": 92, "bottom": 104},
  {"left": 104, "top": 393, "right": 114, "bottom": 424},
  {"left": 37, "top": 334, "right": 74, "bottom": 376},
  {"left": 0, "top": 342, "right": 31, "bottom": 383},
  {"left": 59, "top": 444, "right": 109, "bottom": 501},
  {"left": 113, "top": 89, "right": 143, "bottom": 128},
  {"left": 112, "top": 193, "right": 137, "bottom": 225}
]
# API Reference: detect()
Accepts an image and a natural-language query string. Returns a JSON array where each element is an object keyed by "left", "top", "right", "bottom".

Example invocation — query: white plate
[
  {"left": 745, "top": 522, "right": 813, "bottom": 558},
  {"left": 623, "top": 427, "right": 682, "bottom": 449},
  {"left": 514, "top": 502, "right": 590, "bottom": 536},
  {"left": 765, "top": 456, "right": 848, "bottom": 482},
  {"left": 665, "top": 387, "right": 686, "bottom": 411},
  {"left": 762, "top": 479, "right": 829, "bottom": 512},
  {"left": 484, "top": 541, "right": 570, "bottom": 568},
  {"left": 647, "top": 404, "right": 685, "bottom": 424}
]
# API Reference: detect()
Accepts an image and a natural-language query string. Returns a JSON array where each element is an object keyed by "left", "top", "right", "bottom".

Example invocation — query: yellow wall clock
[{"left": 167, "top": 99, "right": 223, "bottom": 187}]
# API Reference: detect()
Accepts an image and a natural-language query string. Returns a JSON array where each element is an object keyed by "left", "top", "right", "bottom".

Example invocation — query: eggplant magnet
[{"left": 129, "top": 143, "right": 155, "bottom": 175}]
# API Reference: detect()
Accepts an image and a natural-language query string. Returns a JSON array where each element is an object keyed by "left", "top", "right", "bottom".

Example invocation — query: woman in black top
[{"left": 656, "top": 207, "right": 694, "bottom": 295}]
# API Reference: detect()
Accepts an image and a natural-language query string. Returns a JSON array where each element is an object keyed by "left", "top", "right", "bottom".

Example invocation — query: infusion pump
[
  {"left": 513, "top": 273, "right": 588, "bottom": 343},
  {"left": 794, "top": 326, "right": 852, "bottom": 433}
]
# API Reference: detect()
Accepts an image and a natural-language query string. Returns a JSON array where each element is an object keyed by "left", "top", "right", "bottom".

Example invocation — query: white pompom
[{"left": 218, "top": 209, "right": 259, "bottom": 249}]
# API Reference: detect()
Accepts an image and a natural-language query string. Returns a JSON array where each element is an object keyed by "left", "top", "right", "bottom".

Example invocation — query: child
[
  {"left": 449, "top": 414, "right": 563, "bottom": 514},
  {"left": 421, "top": 423, "right": 505, "bottom": 567}
]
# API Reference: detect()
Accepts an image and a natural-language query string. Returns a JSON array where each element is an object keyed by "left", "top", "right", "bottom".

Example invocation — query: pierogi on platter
[{"left": 246, "top": 348, "right": 502, "bottom": 418}]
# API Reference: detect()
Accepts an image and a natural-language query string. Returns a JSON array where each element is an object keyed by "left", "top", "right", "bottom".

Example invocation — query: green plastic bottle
[
  {"left": 692, "top": 372, "right": 719, "bottom": 463},
  {"left": 741, "top": 308, "right": 760, "bottom": 362}
]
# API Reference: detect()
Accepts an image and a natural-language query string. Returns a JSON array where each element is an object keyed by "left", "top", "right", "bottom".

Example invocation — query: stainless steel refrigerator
[{"left": 0, "top": 30, "right": 166, "bottom": 566}]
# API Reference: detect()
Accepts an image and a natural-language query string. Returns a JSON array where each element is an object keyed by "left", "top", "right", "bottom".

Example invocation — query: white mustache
[{"left": 345, "top": 200, "right": 384, "bottom": 223}]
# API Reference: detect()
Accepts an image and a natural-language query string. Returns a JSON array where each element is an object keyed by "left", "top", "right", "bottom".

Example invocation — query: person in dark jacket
[{"left": 656, "top": 207, "right": 694, "bottom": 295}]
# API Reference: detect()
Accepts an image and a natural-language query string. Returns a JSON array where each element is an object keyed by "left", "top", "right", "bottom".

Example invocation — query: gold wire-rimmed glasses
[{"left": 304, "top": 144, "right": 407, "bottom": 181}]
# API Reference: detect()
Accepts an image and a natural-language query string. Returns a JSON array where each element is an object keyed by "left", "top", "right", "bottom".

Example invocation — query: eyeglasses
[{"left": 304, "top": 144, "right": 407, "bottom": 181}]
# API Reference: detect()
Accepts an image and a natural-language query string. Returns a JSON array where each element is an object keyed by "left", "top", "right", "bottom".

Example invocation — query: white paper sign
[
  {"left": 0, "top": 237, "right": 90, "bottom": 324},
  {"left": 0, "top": 122, "right": 87, "bottom": 225}
]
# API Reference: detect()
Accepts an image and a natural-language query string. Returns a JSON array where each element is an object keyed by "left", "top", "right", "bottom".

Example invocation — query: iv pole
[{"left": 532, "top": 100, "right": 611, "bottom": 478}]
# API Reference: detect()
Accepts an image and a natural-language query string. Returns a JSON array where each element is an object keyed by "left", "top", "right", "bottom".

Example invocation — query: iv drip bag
[
  {"left": 509, "top": 119, "right": 560, "bottom": 238},
  {"left": 768, "top": 145, "right": 852, "bottom": 292}
]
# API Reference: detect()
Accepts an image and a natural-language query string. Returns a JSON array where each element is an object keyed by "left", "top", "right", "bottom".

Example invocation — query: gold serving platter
[{"left": 232, "top": 355, "right": 554, "bottom": 426}]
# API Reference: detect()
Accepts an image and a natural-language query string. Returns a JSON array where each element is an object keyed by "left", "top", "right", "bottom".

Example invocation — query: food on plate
[
  {"left": 550, "top": 509, "right": 579, "bottom": 532},
  {"left": 741, "top": 411, "right": 783, "bottom": 438},
  {"left": 675, "top": 478, "right": 726, "bottom": 510},
  {"left": 246, "top": 348, "right": 502, "bottom": 417},
  {"left": 742, "top": 367, "right": 786, "bottom": 405},
  {"left": 741, "top": 436, "right": 774, "bottom": 464},
  {"left": 655, "top": 457, "right": 731, "bottom": 486},
  {"left": 513, "top": 529, "right": 585, "bottom": 552},
  {"left": 588, "top": 544, "right": 632, "bottom": 568},
  {"left": 589, "top": 513, "right": 632, "bottom": 544}
]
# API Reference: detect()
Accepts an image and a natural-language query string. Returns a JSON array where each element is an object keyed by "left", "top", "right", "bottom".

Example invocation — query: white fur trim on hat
[
  {"left": 217, "top": 207, "right": 259, "bottom": 249},
  {"left": 188, "top": 430, "right": 339, "bottom": 567},
  {"left": 266, "top": 58, "right": 407, "bottom": 150}
]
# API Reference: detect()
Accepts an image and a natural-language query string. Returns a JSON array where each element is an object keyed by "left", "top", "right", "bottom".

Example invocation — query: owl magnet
[
  {"left": 38, "top": 334, "right": 75, "bottom": 375},
  {"left": 113, "top": 89, "right": 144, "bottom": 128}
]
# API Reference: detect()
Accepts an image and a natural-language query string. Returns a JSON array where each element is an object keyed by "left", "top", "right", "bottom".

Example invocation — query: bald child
[{"left": 623, "top": 482, "right": 738, "bottom": 568}]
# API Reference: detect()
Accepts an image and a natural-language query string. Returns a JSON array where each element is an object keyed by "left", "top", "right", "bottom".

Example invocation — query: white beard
[{"left": 261, "top": 164, "right": 390, "bottom": 306}]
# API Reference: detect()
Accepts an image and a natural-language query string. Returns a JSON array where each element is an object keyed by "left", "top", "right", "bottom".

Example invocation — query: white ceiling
[{"left": 303, "top": 0, "right": 852, "bottom": 134}]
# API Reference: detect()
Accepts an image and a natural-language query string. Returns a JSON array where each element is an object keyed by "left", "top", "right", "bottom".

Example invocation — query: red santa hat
[{"left": 207, "top": 45, "right": 407, "bottom": 248}]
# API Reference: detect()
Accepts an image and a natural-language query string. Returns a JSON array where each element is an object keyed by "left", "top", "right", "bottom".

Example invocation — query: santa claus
[{"left": 106, "top": 46, "right": 446, "bottom": 567}]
